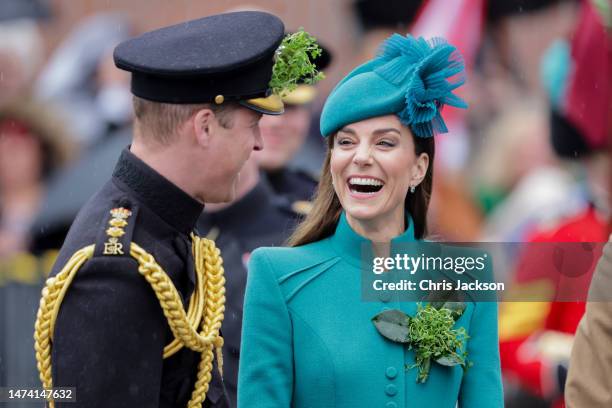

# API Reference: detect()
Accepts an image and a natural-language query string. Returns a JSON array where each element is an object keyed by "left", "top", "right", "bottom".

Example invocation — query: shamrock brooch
[{"left": 372, "top": 302, "right": 470, "bottom": 383}]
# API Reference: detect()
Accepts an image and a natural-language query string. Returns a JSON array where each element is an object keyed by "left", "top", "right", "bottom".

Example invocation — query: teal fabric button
[
  {"left": 386, "top": 402, "right": 398, "bottom": 408},
  {"left": 385, "top": 384, "right": 398, "bottom": 396},
  {"left": 385, "top": 366, "right": 398, "bottom": 379}
]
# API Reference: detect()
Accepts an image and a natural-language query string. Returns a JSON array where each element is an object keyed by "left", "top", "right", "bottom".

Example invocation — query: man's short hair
[{"left": 132, "top": 96, "right": 237, "bottom": 145}]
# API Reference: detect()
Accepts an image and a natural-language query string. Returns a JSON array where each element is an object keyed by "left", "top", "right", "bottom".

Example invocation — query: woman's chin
[
  {"left": 343, "top": 204, "right": 384, "bottom": 222},
  {"left": 341, "top": 190, "right": 387, "bottom": 219}
]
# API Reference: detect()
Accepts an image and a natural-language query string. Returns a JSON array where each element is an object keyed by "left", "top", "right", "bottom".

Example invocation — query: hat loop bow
[{"left": 374, "top": 34, "right": 468, "bottom": 138}]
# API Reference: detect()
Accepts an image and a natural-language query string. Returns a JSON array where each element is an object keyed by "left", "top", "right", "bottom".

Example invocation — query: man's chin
[
  {"left": 257, "top": 155, "right": 287, "bottom": 172},
  {"left": 199, "top": 187, "right": 236, "bottom": 205},
  {"left": 205, "top": 193, "right": 234, "bottom": 204}
]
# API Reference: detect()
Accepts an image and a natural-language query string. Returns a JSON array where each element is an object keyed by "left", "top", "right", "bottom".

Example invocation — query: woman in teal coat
[{"left": 238, "top": 34, "right": 503, "bottom": 407}]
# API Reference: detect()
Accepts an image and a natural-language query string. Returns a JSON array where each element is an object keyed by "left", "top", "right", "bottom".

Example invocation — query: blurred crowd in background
[{"left": 0, "top": 0, "right": 609, "bottom": 407}]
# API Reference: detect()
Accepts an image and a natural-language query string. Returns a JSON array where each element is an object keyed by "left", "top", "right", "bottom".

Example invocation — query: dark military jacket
[
  {"left": 264, "top": 168, "right": 318, "bottom": 204},
  {"left": 50, "top": 148, "right": 227, "bottom": 407},
  {"left": 197, "top": 179, "right": 298, "bottom": 407}
]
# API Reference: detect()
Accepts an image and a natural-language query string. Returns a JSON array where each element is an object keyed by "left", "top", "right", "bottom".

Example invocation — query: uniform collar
[
  {"left": 198, "top": 178, "right": 275, "bottom": 232},
  {"left": 330, "top": 211, "right": 416, "bottom": 267},
  {"left": 112, "top": 148, "right": 204, "bottom": 235}
]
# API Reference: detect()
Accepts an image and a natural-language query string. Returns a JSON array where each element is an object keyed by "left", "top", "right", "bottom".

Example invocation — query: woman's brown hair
[{"left": 287, "top": 131, "right": 435, "bottom": 247}]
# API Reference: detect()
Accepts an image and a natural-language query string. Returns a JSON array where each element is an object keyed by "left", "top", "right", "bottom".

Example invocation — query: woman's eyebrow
[
  {"left": 339, "top": 127, "right": 356, "bottom": 134},
  {"left": 373, "top": 128, "right": 401, "bottom": 136}
]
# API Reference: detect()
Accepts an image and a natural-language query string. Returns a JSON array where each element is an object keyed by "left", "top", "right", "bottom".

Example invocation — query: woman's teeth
[{"left": 348, "top": 177, "right": 384, "bottom": 194}]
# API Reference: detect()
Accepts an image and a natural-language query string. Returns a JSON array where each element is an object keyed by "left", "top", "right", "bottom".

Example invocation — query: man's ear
[
  {"left": 411, "top": 152, "right": 430, "bottom": 186},
  {"left": 192, "top": 108, "right": 215, "bottom": 147}
]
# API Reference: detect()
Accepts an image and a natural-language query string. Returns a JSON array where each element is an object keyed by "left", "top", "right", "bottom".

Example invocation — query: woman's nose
[{"left": 353, "top": 144, "right": 373, "bottom": 166}]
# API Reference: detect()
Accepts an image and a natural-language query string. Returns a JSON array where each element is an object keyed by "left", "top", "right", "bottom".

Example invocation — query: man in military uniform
[{"left": 33, "top": 11, "right": 287, "bottom": 408}]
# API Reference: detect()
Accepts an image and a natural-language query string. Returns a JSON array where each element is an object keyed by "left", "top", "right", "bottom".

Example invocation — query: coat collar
[
  {"left": 329, "top": 211, "right": 416, "bottom": 267},
  {"left": 112, "top": 148, "right": 204, "bottom": 235}
]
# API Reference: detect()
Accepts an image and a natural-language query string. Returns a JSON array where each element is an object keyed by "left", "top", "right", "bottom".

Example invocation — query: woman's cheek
[{"left": 329, "top": 154, "right": 343, "bottom": 180}]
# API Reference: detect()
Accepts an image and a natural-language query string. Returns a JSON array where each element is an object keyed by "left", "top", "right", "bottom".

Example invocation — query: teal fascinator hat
[{"left": 320, "top": 34, "right": 468, "bottom": 138}]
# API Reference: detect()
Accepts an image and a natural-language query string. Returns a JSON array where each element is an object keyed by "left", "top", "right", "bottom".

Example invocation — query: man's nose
[{"left": 253, "top": 126, "right": 264, "bottom": 151}]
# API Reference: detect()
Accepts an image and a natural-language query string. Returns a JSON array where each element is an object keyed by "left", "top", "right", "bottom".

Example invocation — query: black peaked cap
[{"left": 114, "top": 11, "right": 285, "bottom": 104}]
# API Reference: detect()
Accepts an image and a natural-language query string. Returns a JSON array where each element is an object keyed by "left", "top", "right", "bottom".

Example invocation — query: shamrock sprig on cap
[
  {"left": 270, "top": 28, "right": 325, "bottom": 96},
  {"left": 372, "top": 301, "right": 471, "bottom": 383}
]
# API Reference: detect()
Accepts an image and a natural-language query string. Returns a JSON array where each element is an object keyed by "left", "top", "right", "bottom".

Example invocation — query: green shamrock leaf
[
  {"left": 371, "top": 309, "right": 411, "bottom": 343},
  {"left": 436, "top": 352, "right": 465, "bottom": 367},
  {"left": 440, "top": 301, "right": 466, "bottom": 321}
]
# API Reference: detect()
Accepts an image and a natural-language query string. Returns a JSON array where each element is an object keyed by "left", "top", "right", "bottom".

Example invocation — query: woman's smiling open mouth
[{"left": 347, "top": 176, "right": 385, "bottom": 196}]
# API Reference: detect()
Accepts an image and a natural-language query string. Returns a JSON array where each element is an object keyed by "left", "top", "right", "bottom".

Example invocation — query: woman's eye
[
  {"left": 377, "top": 140, "right": 395, "bottom": 147},
  {"left": 337, "top": 139, "right": 353, "bottom": 146}
]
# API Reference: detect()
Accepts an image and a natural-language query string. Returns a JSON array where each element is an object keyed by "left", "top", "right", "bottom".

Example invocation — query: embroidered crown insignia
[{"left": 110, "top": 207, "right": 132, "bottom": 219}]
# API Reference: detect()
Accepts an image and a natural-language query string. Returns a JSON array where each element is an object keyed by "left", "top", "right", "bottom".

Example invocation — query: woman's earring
[{"left": 410, "top": 185, "right": 416, "bottom": 193}]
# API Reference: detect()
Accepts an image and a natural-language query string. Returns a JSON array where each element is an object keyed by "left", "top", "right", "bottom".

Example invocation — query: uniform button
[
  {"left": 386, "top": 403, "right": 398, "bottom": 408},
  {"left": 385, "top": 384, "right": 398, "bottom": 396},
  {"left": 385, "top": 366, "right": 397, "bottom": 379},
  {"left": 379, "top": 291, "right": 392, "bottom": 302}
]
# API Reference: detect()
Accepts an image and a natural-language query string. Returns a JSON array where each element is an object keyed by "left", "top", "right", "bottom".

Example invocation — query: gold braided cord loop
[
  {"left": 33, "top": 245, "right": 94, "bottom": 408},
  {"left": 163, "top": 270, "right": 205, "bottom": 358},
  {"left": 187, "top": 235, "right": 227, "bottom": 408},
  {"left": 194, "top": 236, "right": 226, "bottom": 373},
  {"left": 33, "top": 237, "right": 225, "bottom": 408}
]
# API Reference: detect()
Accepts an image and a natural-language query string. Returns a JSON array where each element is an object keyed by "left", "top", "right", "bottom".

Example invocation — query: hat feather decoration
[{"left": 374, "top": 34, "right": 468, "bottom": 138}]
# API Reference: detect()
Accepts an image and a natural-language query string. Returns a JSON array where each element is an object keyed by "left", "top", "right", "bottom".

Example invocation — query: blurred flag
[
  {"left": 411, "top": 0, "right": 484, "bottom": 66},
  {"left": 410, "top": 0, "right": 485, "bottom": 170}
]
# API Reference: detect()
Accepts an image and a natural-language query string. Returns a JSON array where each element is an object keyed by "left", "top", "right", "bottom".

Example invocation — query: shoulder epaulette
[{"left": 93, "top": 199, "right": 138, "bottom": 258}]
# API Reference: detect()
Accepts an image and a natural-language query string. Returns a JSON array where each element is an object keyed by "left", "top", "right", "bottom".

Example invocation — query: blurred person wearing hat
[
  {"left": 474, "top": 101, "right": 581, "bottom": 242},
  {"left": 197, "top": 153, "right": 306, "bottom": 407},
  {"left": 0, "top": 99, "right": 74, "bottom": 257},
  {"left": 238, "top": 34, "right": 503, "bottom": 407},
  {"left": 498, "top": 1, "right": 610, "bottom": 406},
  {"left": 31, "top": 11, "right": 311, "bottom": 408},
  {"left": 255, "top": 39, "right": 332, "bottom": 211}
]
